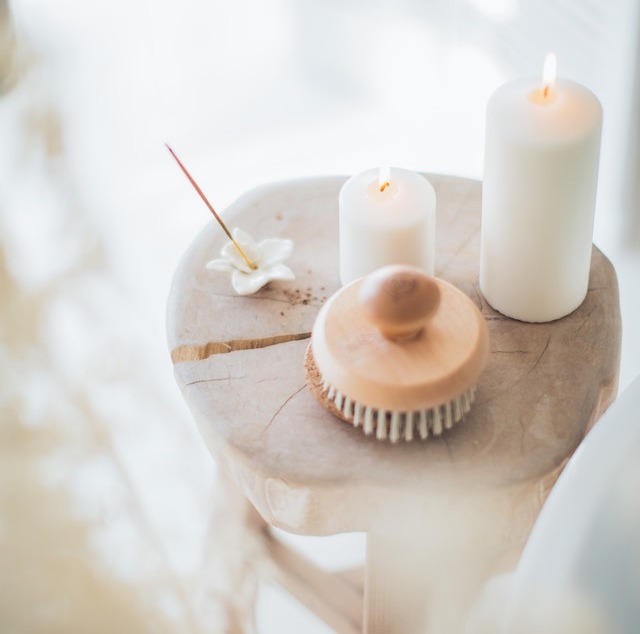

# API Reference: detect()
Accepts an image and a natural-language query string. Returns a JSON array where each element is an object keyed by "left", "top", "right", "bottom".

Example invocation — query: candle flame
[
  {"left": 542, "top": 52, "right": 557, "bottom": 97},
  {"left": 378, "top": 166, "right": 391, "bottom": 192}
]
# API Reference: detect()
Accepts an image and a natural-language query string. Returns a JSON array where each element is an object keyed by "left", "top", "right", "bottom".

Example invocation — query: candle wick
[
  {"left": 380, "top": 181, "right": 390, "bottom": 192},
  {"left": 165, "top": 143, "right": 257, "bottom": 271}
]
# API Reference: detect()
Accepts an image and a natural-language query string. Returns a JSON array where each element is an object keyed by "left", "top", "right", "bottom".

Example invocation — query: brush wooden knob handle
[{"left": 359, "top": 265, "right": 441, "bottom": 341}]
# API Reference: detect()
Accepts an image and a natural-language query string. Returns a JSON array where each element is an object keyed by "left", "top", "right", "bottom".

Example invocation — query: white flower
[{"left": 206, "top": 228, "right": 295, "bottom": 295}]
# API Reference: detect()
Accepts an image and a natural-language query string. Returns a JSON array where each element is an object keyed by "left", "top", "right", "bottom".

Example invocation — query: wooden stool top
[{"left": 167, "top": 175, "right": 620, "bottom": 535}]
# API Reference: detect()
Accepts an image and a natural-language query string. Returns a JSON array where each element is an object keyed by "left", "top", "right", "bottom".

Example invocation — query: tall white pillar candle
[
  {"left": 480, "top": 55, "right": 602, "bottom": 322},
  {"left": 339, "top": 167, "right": 436, "bottom": 285}
]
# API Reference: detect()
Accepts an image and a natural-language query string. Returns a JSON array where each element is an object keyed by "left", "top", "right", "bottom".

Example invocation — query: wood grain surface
[{"left": 167, "top": 175, "right": 621, "bottom": 534}]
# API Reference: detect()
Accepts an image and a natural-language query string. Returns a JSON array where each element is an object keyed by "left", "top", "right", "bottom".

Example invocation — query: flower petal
[
  {"left": 231, "top": 269, "right": 271, "bottom": 295},
  {"left": 206, "top": 258, "right": 235, "bottom": 272},
  {"left": 264, "top": 263, "right": 296, "bottom": 282},
  {"left": 219, "top": 242, "right": 251, "bottom": 273},
  {"left": 257, "top": 238, "right": 294, "bottom": 268},
  {"left": 232, "top": 227, "right": 254, "bottom": 244}
]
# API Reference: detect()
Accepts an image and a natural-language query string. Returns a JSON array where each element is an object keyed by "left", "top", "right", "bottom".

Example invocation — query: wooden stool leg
[
  {"left": 197, "top": 470, "right": 267, "bottom": 634},
  {"left": 363, "top": 485, "right": 549, "bottom": 634},
  {"left": 364, "top": 528, "right": 433, "bottom": 633},
  {"left": 261, "top": 535, "right": 363, "bottom": 634}
]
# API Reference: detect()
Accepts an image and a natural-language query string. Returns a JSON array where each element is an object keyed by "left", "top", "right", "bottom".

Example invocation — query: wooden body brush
[{"left": 304, "top": 265, "right": 489, "bottom": 442}]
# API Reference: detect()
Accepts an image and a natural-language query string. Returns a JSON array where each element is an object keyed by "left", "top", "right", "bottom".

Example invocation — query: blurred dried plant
[{"left": 0, "top": 4, "right": 258, "bottom": 632}]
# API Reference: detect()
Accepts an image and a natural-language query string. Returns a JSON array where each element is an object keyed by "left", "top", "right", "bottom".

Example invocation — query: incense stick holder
[{"left": 206, "top": 228, "right": 295, "bottom": 295}]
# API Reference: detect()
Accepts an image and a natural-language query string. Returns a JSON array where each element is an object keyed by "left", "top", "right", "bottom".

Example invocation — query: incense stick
[{"left": 165, "top": 144, "right": 256, "bottom": 270}]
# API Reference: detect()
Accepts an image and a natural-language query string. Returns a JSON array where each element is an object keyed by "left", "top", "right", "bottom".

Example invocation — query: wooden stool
[{"left": 167, "top": 175, "right": 621, "bottom": 634}]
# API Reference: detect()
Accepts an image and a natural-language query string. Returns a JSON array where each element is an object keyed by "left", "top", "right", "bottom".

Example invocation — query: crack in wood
[
  {"left": 530, "top": 336, "right": 551, "bottom": 373},
  {"left": 517, "top": 415, "right": 527, "bottom": 454},
  {"left": 185, "top": 376, "right": 246, "bottom": 387},
  {"left": 479, "top": 338, "right": 550, "bottom": 406},
  {"left": 267, "top": 384, "right": 308, "bottom": 429},
  {"left": 575, "top": 306, "right": 597, "bottom": 335},
  {"left": 491, "top": 349, "right": 530, "bottom": 355},
  {"left": 172, "top": 332, "right": 311, "bottom": 364}
]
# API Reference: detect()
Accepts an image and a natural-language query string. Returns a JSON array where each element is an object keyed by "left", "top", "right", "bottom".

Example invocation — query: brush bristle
[{"left": 320, "top": 379, "right": 476, "bottom": 443}]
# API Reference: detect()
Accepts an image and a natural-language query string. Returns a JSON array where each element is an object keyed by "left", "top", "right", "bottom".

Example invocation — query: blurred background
[{"left": 1, "top": 0, "right": 638, "bottom": 631}]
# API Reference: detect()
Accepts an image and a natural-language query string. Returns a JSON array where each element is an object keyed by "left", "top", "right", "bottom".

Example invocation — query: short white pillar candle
[
  {"left": 339, "top": 167, "right": 436, "bottom": 286},
  {"left": 480, "top": 54, "right": 602, "bottom": 322}
]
